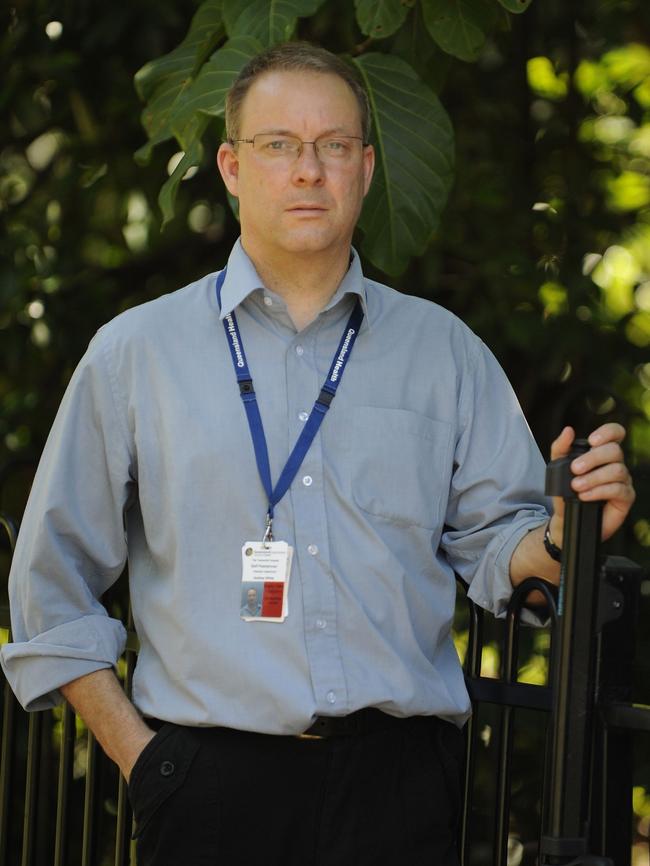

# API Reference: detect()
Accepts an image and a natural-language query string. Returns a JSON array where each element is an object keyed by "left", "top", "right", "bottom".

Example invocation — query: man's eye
[
  {"left": 266, "top": 139, "right": 292, "bottom": 151},
  {"left": 321, "top": 139, "right": 351, "bottom": 155}
]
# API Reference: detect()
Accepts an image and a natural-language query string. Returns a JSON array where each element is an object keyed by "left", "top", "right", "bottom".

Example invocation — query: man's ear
[
  {"left": 217, "top": 142, "right": 239, "bottom": 197},
  {"left": 362, "top": 144, "right": 375, "bottom": 197}
]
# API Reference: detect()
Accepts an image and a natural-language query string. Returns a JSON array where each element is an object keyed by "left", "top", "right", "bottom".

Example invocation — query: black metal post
[{"left": 540, "top": 439, "right": 612, "bottom": 866}]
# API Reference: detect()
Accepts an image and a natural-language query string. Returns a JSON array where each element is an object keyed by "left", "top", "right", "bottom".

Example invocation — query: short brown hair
[{"left": 225, "top": 42, "right": 371, "bottom": 144}]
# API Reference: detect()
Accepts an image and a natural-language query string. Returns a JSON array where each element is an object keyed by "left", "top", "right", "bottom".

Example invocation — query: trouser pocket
[{"left": 127, "top": 723, "right": 201, "bottom": 840}]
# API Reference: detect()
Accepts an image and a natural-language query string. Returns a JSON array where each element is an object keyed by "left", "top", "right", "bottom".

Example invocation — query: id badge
[{"left": 240, "top": 541, "right": 293, "bottom": 622}]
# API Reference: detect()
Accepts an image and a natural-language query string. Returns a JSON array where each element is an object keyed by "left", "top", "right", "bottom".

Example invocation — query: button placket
[{"left": 286, "top": 318, "right": 348, "bottom": 717}]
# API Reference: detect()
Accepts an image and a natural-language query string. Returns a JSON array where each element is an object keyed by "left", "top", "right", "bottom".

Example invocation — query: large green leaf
[
  {"left": 223, "top": 0, "right": 326, "bottom": 45},
  {"left": 170, "top": 37, "right": 263, "bottom": 148},
  {"left": 158, "top": 118, "right": 210, "bottom": 228},
  {"left": 497, "top": 0, "right": 533, "bottom": 12},
  {"left": 134, "top": 0, "right": 225, "bottom": 164},
  {"left": 354, "top": 0, "right": 415, "bottom": 40},
  {"left": 421, "top": 0, "right": 497, "bottom": 62},
  {"left": 156, "top": 38, "right": 261, "bottom": 225},
  {"left": 391, "top": 3, "right": 452, "bottom": 91},
  {"left": 351, "top": 53, "right": 454, "bottom": 275},
  {"left": 135, "top": 1, "right": 224, "bottom": 102}
]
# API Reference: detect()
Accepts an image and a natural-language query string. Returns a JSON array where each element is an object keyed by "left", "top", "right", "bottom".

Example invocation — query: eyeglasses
[{"left": 229, "top": 133, "right": 367, "bottom": 164}]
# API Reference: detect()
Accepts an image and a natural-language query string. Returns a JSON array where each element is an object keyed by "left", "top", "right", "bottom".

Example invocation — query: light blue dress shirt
[{"left": 1, "top": 240, "right": 549, "bottom": 732}]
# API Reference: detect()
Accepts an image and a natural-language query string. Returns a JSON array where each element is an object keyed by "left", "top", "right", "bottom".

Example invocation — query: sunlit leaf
[
  {"left": 625, "top": 312, "right": 650, "bottom": 347},
  {"left": 602, "top": 43, "right": 650, "bottom": 90},
  {"left": 170, "top": 37, "right": 263, "bottom": 147},
  {"left": 421, "top": 0, "right": 497, "bottom": 62},
  {"left": 223, "top": 0, "right": 326, "bottom": 45},
  {"left": 607, "top": 170, "right": 650, "bottom": 212},
  {"left": 354, "top": 0, "right": 413, "bottom": 40},
  {"left": 574, "top": 59, "right": 610, "bottom": 98},
  {"left": 351, "top": 53, "right": 454, "bottom": 275},
  {"left": 527, "top": 56, "right": 568, "bottom": 100}
]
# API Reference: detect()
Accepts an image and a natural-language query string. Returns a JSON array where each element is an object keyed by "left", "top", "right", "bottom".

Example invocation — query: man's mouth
[{"left": 287, "top": 204, "right": 327, "bottom": 212}]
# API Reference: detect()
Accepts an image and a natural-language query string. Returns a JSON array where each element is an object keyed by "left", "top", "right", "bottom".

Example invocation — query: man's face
[
  {"left": 247, "top": 589, "right": 258, "bottom": 606},
  {"left": 217, "top": 70, "right": 375, "bottom": 260}
]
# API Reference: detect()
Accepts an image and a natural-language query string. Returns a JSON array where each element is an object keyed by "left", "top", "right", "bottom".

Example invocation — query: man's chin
[{"left": 277, "top": 227, "right": 341, "bottom": 255}]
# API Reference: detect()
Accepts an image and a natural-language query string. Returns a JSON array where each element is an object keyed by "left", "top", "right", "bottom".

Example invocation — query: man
[
  {"left": 240, "top": 586, "right": 262, "bottom": 618},
  {"left": 1, "top": 43, "right": 635, "bottom": 866}
]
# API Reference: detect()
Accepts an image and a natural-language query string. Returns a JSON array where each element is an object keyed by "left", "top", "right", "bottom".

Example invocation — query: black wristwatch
[{"left": 543, "top": 520, "right": 562, "bottom": 563}]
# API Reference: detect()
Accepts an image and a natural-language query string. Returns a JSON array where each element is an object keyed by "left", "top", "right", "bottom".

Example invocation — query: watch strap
[{"left": 543, "top": 520, "right": 562, "bottom": 563}]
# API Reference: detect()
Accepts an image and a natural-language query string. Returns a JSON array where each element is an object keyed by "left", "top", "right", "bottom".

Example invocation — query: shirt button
[
  {"left": 316, "top": 618, "right": 326, "bottom": 630},
  {"left": 160, "top": 761, "right": 175, "bottom": 777},
  {"left": 295, "top": 345, "right": 304, "bottom": 356},
  {"left": 326, "top": 691, "right": 336, "bottom": 705},
  {"left": 298, "top": 411, "right": 309, "bottom": 422},
  {"left": 307, "top": 544, "right": 318, "bottom": 556},
  {"left": 302, "top": 475, "right": 313, "bottom": 487},
  {"left": 263, "top": 296, "right": 273, "bottom": 306}
]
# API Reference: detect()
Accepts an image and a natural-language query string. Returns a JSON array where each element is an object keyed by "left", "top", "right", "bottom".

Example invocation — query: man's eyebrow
[{"left": 251, "top": 127, "right": 360, "bottom": 137}]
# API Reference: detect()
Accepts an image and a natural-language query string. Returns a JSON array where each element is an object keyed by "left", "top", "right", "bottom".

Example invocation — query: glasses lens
[
  {"left": 315, "top": 137, "right": 359, "bottom": 162},
  {"left": 253, "top": 134, "right": 301, "bottom": 157}
]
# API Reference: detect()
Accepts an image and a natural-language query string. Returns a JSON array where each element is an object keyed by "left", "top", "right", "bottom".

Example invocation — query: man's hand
[
  {"left": 510, "top": 422, "right": 635, "bottom": 590},
  {"left": 548, "top": 423, "right": 636, "bottom": 547}
]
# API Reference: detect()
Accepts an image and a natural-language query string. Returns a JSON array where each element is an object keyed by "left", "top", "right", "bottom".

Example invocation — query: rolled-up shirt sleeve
[
  {"left": 1, "top": 327, "right": 133, "bottom": 711},
  {"left": 440, "top": 336, "right": 550, "bottom": 620}
]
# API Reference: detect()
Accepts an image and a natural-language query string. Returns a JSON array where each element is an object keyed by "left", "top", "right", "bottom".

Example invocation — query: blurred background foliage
[
  {"left": 1, "top": 0, "right": 648, "bottom": 555},
  {"left": 1, "top": 0, "right": 650, "bottom": 863}
]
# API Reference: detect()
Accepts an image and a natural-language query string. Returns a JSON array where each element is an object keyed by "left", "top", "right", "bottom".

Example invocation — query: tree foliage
[
  {"left": 2, "top": 1, "right": 650, "bottom": 860},
  {"left": 134, "top": 0, "right": 527, "bottom": 273}
]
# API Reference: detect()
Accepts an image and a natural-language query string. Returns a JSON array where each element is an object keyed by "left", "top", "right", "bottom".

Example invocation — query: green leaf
[
  {"left": 351, "top": 53, "right": 454, "bottom": 275},
  {"left": 158, "top": 119, "right": 209, "bottom": 228},
  {"left": 134, "top": 0, "right": 225, "bottom": 164},
  {"left": 496, "top": 0, "right": 533, "bottom": 12},
  {"left": 354, "top": 0, "right": 413, "bottom": 40},
  {"left": 135, "top": 0, "right": 225, "bottom": 102},
  {"left": 390, "top": 4, "right": 452, "bottom": 91},
  {"left": 223, "top": 0, "right": 326, "bottom": 45},
  {"left": 170, "top": 37, "right": 263, "bottom": 148},
  {"left": 421, "top": 0, "right": 497, "bottom": 62}
]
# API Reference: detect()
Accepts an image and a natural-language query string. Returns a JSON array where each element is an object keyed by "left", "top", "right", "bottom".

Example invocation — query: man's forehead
[{"left": 239, "top": 69, "right": 360, "bottom": 132}]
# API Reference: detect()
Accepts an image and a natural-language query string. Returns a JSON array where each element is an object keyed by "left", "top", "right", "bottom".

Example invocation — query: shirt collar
[{"left": 217, "top": 238, "right": 371, "bottom": 327}]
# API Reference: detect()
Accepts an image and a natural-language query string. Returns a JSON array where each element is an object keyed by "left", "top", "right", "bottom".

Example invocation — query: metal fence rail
[{"left": 1, "top": 505, "right": 648, "bottom": 865}]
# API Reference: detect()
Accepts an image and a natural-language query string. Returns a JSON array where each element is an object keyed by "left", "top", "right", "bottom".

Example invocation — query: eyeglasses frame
[{"left": 228, "top": 133, "right": 370, "bottom": 162}]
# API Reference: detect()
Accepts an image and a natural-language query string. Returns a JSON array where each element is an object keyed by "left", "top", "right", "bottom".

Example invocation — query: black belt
[
  {"left": 300, "top": 708, "right": 434, "bottom": 739},
  {"left": 145, "top": 709, "right": 438, "bottom": 739}
]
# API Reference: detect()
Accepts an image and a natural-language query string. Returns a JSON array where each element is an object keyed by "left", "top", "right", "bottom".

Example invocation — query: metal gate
[{"left": 0, "top": 455, "right": 648, "bottom": 865}]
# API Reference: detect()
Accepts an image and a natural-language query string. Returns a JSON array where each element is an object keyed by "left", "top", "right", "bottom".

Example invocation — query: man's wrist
[
  {"left": 120, "top": 726, "right": 157, "bottom": 782},
  {"left": 543, "top": 517, "right": 563, "bottom": 562}
]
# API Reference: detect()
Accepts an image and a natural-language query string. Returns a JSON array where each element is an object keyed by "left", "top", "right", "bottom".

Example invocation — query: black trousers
[{"left": 127, "top": 715, "right": 463, "bottom": 866}]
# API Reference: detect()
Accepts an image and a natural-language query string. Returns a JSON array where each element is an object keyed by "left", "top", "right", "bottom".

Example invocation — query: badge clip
[{"left": 262, "top": 512, "right": 273, "bottom": 547}]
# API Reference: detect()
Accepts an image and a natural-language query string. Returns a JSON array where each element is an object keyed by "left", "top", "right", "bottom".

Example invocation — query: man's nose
[{"left": 292, "top": 142, "right": 325, "bottom": 183}]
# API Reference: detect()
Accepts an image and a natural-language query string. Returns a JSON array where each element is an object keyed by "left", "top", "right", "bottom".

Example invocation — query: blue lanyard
[{"left": 216, "top": 268, "right": 364, "bottom": 536}]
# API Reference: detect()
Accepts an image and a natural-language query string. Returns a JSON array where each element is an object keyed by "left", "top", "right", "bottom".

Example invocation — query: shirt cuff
[
  {"left": 0, "top": 614, "right": 127, "bottom": 711},
  {"left": 466, "top": 511, "right": 550, "bottom": 627}
]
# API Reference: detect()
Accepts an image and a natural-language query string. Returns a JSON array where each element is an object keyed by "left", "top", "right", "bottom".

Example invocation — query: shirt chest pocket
[{"left": 348, "top": 406, "right": 453, "bottom": 531}]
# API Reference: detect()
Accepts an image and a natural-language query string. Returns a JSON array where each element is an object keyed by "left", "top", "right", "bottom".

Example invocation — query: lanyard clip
[{"left": 262, "top": 512, "right": 273, "bottom": 547}]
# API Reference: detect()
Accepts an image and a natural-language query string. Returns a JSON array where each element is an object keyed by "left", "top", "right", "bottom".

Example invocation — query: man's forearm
[
  {"left": 60, "top": 668, "right": 155, "bottom": 782},
  {"left": 509, "top": 517, "right": 561, "bottom": 589}
]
